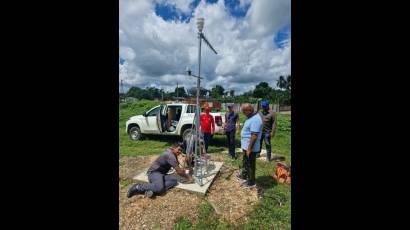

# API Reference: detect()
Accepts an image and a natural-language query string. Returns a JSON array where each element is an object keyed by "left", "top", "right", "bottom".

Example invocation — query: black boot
[
  {"left": 127, "top": 184, "right": 145, "bottom": 198},
  {"left": 271, "top": 154, "right": 286, "bottom": 162}
]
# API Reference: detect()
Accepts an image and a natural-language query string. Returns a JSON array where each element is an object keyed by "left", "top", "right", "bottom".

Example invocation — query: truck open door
[{"left": 156, "top": 104, "right": 166, "bottom": 133}]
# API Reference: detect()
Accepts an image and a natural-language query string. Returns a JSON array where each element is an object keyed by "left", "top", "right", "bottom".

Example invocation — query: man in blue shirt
[
  {"left": 222, "top": 103, "right": 239, "bottom": 159},
  {"left": 237, "top": 103, "right": 263, "bottom": 189}
]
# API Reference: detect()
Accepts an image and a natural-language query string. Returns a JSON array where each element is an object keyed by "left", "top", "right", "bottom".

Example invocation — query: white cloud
[
  {"left": 119, "top": 0, "right": 291, "bottom": 94},
  {"left": 119, "top": 46, "right": 136, "bottom": 61},
  {"left": 166, "top": 0, "right": 193, "bottom": 14},
  {"left": 245, "top": 0, "right": 291, "bottom": 38},
  {"left": 239, "top": 0, "right": 252, "bottom": 8}
]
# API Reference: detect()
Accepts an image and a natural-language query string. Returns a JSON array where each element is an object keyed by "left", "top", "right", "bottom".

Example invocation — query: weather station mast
[{"left": 185, "top": 17, "right": 218, "bottom": 186}]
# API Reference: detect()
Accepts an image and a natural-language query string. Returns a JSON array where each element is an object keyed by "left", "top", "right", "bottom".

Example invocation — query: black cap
[{"left": 176, "top": 141, "right": 186, "bottom": 151}]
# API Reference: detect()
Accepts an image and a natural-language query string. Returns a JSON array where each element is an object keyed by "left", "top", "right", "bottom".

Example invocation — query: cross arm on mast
[{"left": 200, "top": 33, "right": 218, "bottom": 55}]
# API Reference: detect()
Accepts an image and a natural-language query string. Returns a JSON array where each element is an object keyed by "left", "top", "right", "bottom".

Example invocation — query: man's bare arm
[{"left": 174, "top": 165, "right": 192, "bottom": 180}]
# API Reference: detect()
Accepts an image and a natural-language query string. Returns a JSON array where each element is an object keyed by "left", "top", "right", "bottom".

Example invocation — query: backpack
[{"left": 273, "top": 162, "right": 291, "bottom": 184}]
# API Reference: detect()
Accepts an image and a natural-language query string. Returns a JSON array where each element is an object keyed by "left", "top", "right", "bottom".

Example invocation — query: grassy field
[{"left": 119, "top": 100, "right": 291, "bottom": 229}]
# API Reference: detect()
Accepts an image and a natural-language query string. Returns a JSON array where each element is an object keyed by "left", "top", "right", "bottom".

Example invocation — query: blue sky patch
[
  {"left": 119, "top": 57, "right": 125, "bottom": 65},
  {"left": 155, "top": 3, "right": 190, "bottom": 22},
  {"left": 224, "top": 0, "right": 250, "bottom": 18},
  {"left": 274, "top": 24, "right": 291, "bottom": 48},
  {"left": 155, "top": 0, "right": 201, "bottom": 22},
  {"left": 155, "top": 0, "right": 250, "bottom": 22}
]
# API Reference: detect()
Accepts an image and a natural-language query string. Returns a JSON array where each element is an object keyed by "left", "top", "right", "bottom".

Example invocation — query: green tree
[
  {"left": 202, "top": 88, "right": 210, "bottom": 97},
  {"left": 253, "top": 82, "right": 273, "bottom": 99},
  {"left": 174, "top": 86, "right": 187, "bottom": 98},
  {"left": 146, "top": 87, "right": 161, "bottom": 99},
  {"left": 126, "top": 86, "right": 143, "bottom": 99},
  {"left": 286, "top": 75, "right": 291, "bottom": 91},
  {"left": 187, "top": 87, "right": 209, "bottom": 97},
  {"left": 187, "top": 87, "right": 196, "bottom": 97},
  {"left": 275, "top": 75, "right": 291, "bottom": 105},
  {"left": 164, "top": 91, "right": 174, "bottom": 100},
  {"left": 210, "top": 85, "right": 225, "bottom": 98},
  {"left": 243, "top": 90, "right": 253, "bottom": 97},
  {"left": 277, "top": 76, "right": 287, "bottom": 90}
]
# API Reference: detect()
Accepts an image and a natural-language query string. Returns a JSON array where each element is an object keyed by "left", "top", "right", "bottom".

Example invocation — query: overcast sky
[{"left": 119, "top": 0, "right": 291, "bottom": 94}]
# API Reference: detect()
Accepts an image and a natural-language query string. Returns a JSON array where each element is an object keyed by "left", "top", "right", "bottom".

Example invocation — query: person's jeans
[
  {"left": 139, "top": 171, "right": 178, "bottom": 194},
  {"left": 225, "top": 130, "right": 236, "bottom": 158},
  {"left": 203, "top": 132, "right": 212, "bottom": 152},
  {"left": 241, "top": 150, "right": 256, "bottom": 186},
  {"left": 258, "top": 132, "right": 272, "bottom": 161}
]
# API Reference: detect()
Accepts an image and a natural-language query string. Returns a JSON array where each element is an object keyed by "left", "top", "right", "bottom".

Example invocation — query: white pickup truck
[{"left": 126, "top": 103, "right": 225, "bottom": 141}]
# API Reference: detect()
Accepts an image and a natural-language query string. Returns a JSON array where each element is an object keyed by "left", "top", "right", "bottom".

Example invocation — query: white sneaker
[{"left": 145, "top": 190, "right": 154, "bottom": 198}]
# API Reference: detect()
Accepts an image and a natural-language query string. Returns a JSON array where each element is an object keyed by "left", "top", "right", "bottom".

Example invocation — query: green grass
[
  {"left": 173, "top": 202, "right": 233, "bottom": 230},
  {"left": 243, "top": 160, "right": 291, "bottom": 230},
  {"left": 119, "top": 178, "right": 134, "bottom": 189},
  {"left": 172, "top": 158, "right": 291, "bottom": 229},
  {"left": 120, "top": 100, "right": 291, "bottom": 229},
  {"left": 173, "top": 217, "right": 193, "bottom": 230}
]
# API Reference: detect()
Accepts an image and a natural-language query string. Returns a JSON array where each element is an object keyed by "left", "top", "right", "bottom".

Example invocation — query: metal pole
[
  {"left": 120, "top": 80, "right": 124, "bottom": 102},
  {"left": 194, "top": 31, "right": 202, "bottom": 181}
]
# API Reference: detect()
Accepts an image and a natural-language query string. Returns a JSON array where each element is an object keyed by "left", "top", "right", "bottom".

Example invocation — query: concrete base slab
[{"left": 133, "top": 161, "right": 224, "bottom": 196}]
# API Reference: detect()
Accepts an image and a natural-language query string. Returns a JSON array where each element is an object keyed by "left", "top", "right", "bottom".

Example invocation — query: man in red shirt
[{"left": 200, "top": 106, "right": 215, "bottom": 152}]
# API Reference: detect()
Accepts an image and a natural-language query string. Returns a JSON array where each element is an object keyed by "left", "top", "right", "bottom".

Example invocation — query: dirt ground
[{"left": 119, "top": 155, "right": 259, "bottom": 230}]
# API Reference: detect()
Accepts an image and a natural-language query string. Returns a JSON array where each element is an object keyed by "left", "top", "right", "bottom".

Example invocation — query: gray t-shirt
[
  {"left": 259, "top": 110, "right": 275, "bottom": 133},
  {"left": 147, "top": 149, "right": 178, "bottom": 174}
]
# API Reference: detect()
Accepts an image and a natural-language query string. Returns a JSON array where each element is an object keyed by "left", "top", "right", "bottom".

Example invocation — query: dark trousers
[
  {"left": 140, "top": 171, "right": 178, "bottom": 194},
  {"left": 225, "top": 130, "right": 236, "bottom": 158},
  {"left": 241, "top": 150, "right": 256, "bottom": 186},
  {"left": 259, "top": 132, "right": 272, "bottom": 160},
  {"left": 203, "top": 132, "right": 212, "bottom": 152}
]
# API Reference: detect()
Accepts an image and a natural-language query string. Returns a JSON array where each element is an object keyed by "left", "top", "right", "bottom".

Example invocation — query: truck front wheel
[
  {"left": 129, "top": 126, "right": 142, "bottom": 141},
  {"left": 182, "top": 128, "right": 192, "bottom": 141}
]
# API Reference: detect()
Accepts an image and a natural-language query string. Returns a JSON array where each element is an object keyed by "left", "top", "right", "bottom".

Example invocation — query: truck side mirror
[{"left": 143, "top": 112, "right": 147, "bottom": 117}]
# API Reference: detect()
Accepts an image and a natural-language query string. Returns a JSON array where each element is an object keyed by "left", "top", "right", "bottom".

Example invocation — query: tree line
[{"left": 120, "top": 75, "right": 291, "bottom": 106}]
